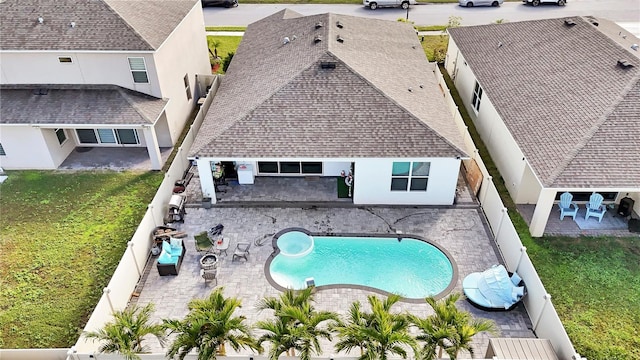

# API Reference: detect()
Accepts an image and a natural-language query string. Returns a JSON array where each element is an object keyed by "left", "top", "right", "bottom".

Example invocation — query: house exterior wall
[
  {"left": 0, "top": 52, "right": 159, "bottom": 97},
  {"left": 446, "top": 40, "right": 527, "bottom": 203},
  {"left": 0, "top": 126, "right": 56, "bottom": 169},
  {"left": 353, "top": 158, "right": 460, "bottom": 205},
  {"left": 517, "top": 162, "right": 543, "bottom": 204},
  {"left": 153, "top": 4, "right": 211, "bottom": 144}
]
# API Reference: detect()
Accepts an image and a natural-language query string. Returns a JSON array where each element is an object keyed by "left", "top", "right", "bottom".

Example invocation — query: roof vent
[
  {"left": 408, "top": 87, "right": 413, "bottom": 92},
  {"left": 585, "top": 16, "right": 599, "bottom": 26},
  {"left": 564, "top": 19, "right": 576, "bottom": 27},
  {"left": 33, "top": 88, "right": 48, "bottom": 95},
  {"left": 315, "top": 22, "right": 323, "bottom": 29},
  {"left": 320, "top": 62, "right": 336, "bottom": 69},
  {"left": 70, "top": 21, "right": 76, "bottom": 28},
  {"left": 617, "top": 59, "right": 634, "bottom": 68},
  {"left": 336, "top": 21, "right": 343, "bottom": 29},
  {"left": 283, "top": 37, "right": 290, "bottom": 45},
  {"left": 37, "top": 16, "right": 44, "bottom": 24},
  {"left": 336, "top": 35, "right": 344, "bottom": 43},
  {"left": 314, "top": 35, "right": 322, "bottom": 43},
  {"left": 631, "top": 44, "right": 639, "bottom": 51}
]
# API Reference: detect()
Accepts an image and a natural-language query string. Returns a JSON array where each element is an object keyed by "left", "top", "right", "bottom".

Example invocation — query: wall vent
[
  {"left": 320, "top": 62, "right": 336, "bottom": 69},
  {"left": 336, "top": 35, "right": 344, "bottom": 43},
  {"left": 336, "top": 21, "right": 343, "bottom": 29}
]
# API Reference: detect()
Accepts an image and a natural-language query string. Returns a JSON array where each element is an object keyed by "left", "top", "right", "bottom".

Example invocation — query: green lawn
[
  {"left": 439, "top": 67, "right": 640, "bottom": 360},
  {"left": 0, "top": 171, "right": 163, "bottom": 348},
  {"left": 207, "top": 36, "right": 243, "bottom": 74}
]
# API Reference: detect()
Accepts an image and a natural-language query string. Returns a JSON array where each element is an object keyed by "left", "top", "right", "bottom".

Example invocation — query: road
[{"left": 203, "top": 0, "right": 640, "bottom": 35}]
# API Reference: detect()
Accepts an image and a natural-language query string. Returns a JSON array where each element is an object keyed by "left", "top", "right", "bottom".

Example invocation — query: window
[
  {"left": 471, "top": 81, "right": 483, "bottom": 112},
  {"left": 76, "top": 129, "right": 139, "bottom": 145},
  {"left": 0, "top": 143, "right": 5, "bottom": 156},
  {"left": 257, "top": 161, "right": 323, "bottom": 175},
  {"left": 128, "top": 57, "right": 149, "bottom": 83},
  {"left": 58, "top": 57, "right": 72, "bottom": 63},
  {"left": 55, "top": 129, "right": 67, "bottom": 145},
  {"left": 391, "top": 162, "right": 430, "bottom": 192},
  {"left": 183, "top": 74, "right": 192, "bottom": 100}
]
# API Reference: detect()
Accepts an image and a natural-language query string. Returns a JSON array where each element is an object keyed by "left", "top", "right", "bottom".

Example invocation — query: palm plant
[
  {"left": 255, "top": 288, "right": 339, "bottom": 360},
  {"left": 412, "top": 293, "right": 498, "bottom": 360},
  {"left": 84, "top": 303, "right": 165, "bottom": 360},
  {"left": 332, "top": 301, "right": 368, "bottom": 355},
  {"left": 164, "top": 287, "right": 258, "bottom": 360},
  {"left": 357, "top": 294, "right": 418, "bottom": 360}
]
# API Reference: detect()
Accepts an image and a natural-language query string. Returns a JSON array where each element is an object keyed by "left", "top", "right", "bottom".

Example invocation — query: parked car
[
  {"left": 363, "top": 0, "right": 416, "bottom": 10},
  {"left": 201, "top": 0, "right": 238, "bottom": 8},
  {"left": 522, "top": 0, "right": 566, "bottom": 6},
  {"left": 459, "top": 0, "right": 503, "bottom": 7}
]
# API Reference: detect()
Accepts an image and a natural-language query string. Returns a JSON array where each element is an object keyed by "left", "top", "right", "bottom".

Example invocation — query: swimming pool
[{"left": 266, "top": 228, "right": 457, "bottom": 300}]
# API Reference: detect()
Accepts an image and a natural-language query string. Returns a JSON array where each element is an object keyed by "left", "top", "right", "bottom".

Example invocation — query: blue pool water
[{"left": 269, "top": 231, "right": 455, "bottom": 299}]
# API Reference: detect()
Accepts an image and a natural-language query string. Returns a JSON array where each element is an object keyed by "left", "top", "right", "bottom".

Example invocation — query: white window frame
[
  {"left": 471, "top": 81, "right": 483, "bottom": 113},
  {"left": 55, "top": 128, "right": 68, "bottom": 145},
  {"left": 128, "top": 57, "right": 149, "bottom": 84},
  {"left": 75, "top": 129, "right": 140, "bottom": 145},
  {"left": 390, "top": 162, "right": 430, "bottom": 192},
  {"left": 183, "top": 74, "right": 192, "bottom": 100}
]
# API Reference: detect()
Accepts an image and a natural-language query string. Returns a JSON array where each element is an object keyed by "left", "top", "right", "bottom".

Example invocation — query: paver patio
[{"left": 132, "top": 203, "right": 534, "bottom": 358}]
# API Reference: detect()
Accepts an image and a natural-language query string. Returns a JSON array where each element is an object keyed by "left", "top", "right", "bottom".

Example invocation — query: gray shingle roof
[
  {"left": 0, "top": 0, "right": 197, "bottom": 51},
  {"left": 190, "top": 10, "right": 467, "bottom": 159},
  {"left": 448, "top": 17, "right": 640, "bottom": 188},
  {"left": 0, "top": 85, "right": 167, "bottom": 125}
]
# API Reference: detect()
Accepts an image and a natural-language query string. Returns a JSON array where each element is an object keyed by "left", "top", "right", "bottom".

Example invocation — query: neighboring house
[
  {"left": 0, "top": 0, "right": 211, "bottom": 170},
  {"left": 190, "top": 10, "right": 468, "bottom": 205},
  {"left": 445, "top": 16, "right": 640, "bottom": 236}
]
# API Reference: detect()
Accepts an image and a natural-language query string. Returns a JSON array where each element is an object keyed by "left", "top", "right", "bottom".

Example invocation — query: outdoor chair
[
  {"left": 558, "top": 192, "right": 578, "bottom": 220},
  {"left": 232, "top": 242, "right": 251, "bottom": 262},
  {"left": 585, "top": 193, "right": 607, "bottom": 222},
  {"left": 200, "top": 268, "right": 217, "bottom": 286}
]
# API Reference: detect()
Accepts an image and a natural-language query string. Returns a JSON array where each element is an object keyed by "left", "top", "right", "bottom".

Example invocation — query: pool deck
[{"left": 132, "top": 204, "right": 534, "bottom": 357}]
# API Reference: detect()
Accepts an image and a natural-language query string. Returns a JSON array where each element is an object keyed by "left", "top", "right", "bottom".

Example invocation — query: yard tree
[
  {"left": 84, "top": 303, "right": 166, "bottom": 360},
  {"left": 164, "top": 287, "right": 258, "bottom": 359}
]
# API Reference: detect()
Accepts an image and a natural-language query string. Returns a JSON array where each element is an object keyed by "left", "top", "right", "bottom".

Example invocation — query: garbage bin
[{"left": 202, "top": 197, "right": 212, "bottom": 209}]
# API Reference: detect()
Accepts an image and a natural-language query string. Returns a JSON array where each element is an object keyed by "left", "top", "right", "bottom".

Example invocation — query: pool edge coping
[{"left": 264, "top": 227, "right": 459, "bottom": 304}]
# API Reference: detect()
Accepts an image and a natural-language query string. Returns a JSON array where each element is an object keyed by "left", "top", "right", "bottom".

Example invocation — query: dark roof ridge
[
  {"left": 547, "top": 73, "right": 640, "bottom": 185},
  {"left": 328, "top": 49, "right": 465, "bottom": 157}
]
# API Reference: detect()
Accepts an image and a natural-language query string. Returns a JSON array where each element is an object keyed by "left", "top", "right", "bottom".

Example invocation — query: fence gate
[{"left": 463, "top": 159, "right": 483, "bottom": 197}]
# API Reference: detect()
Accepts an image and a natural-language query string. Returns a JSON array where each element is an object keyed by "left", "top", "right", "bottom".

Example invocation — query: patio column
[
  {"left": 197, "top": 158, "right": 216, "bottom": 204},
  {"left": 141, "top": 125, "right": 162, "bottom": 170},
  {"left": 529, "top": 188, "right": 556, "bottom": 237}
]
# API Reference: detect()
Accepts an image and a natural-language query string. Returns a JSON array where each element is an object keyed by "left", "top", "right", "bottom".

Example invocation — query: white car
[
  {"left": 459, "top": 0, "right": 503, "bottom": 7},
  {"left": 522, "top": 0, "right": 566, "bottom": 6},
  {"left": 363, "top": 0, "right": 416, "bottom": 10}
]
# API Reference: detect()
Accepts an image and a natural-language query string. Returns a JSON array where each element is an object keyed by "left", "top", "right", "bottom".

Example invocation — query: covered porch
[
  {"left": 59, "top": 146, "right": 172, "bottom": 171},
  {"left": 517, "top": 203, "right": 638, "bottom": 237}
]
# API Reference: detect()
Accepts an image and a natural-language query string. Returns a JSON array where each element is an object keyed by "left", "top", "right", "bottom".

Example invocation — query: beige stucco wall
[
  {"left": 153, "top": 3, "right": 211, "bottom": 144},
  {"left": 517, "top": 162, "right": 543, "bottom": 204}
]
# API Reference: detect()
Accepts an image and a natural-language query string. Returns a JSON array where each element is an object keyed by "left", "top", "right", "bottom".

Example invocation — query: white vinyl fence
[{"left": 434, "top": 65, "right": 584, "bottom": 360}]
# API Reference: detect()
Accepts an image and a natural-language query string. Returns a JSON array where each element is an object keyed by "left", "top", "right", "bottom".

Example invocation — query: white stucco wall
[
  {"left": 0, "top": 126, "right": 56, "bottom": 169},
  {"left": 517, "top": 162, "right": 543, "bottom": 204},
  {"left": 0, "top": 52, "right": 159, "bottom": 97},
  {"left": 353, "top": 158, "right": 460, "bottom": 205},
  {"left": 153, "top": 4, "right": 211, "bottom": 144},
  {"left": 447, "top": 46, "right": 527, "bottom": 203}
]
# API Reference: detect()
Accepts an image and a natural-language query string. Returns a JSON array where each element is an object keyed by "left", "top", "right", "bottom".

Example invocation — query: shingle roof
[
  {"left": 190, "top": 10, "right": 467, "bottom": 159},
  {"left": 0, "top": 85, "right": 167, "bottom": 125},
  {"left": 0, "top": 0, "right": 197, "bottom": 51},
  {"left": 448, "top": 17, "right": 640, "bottom": 188}
]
